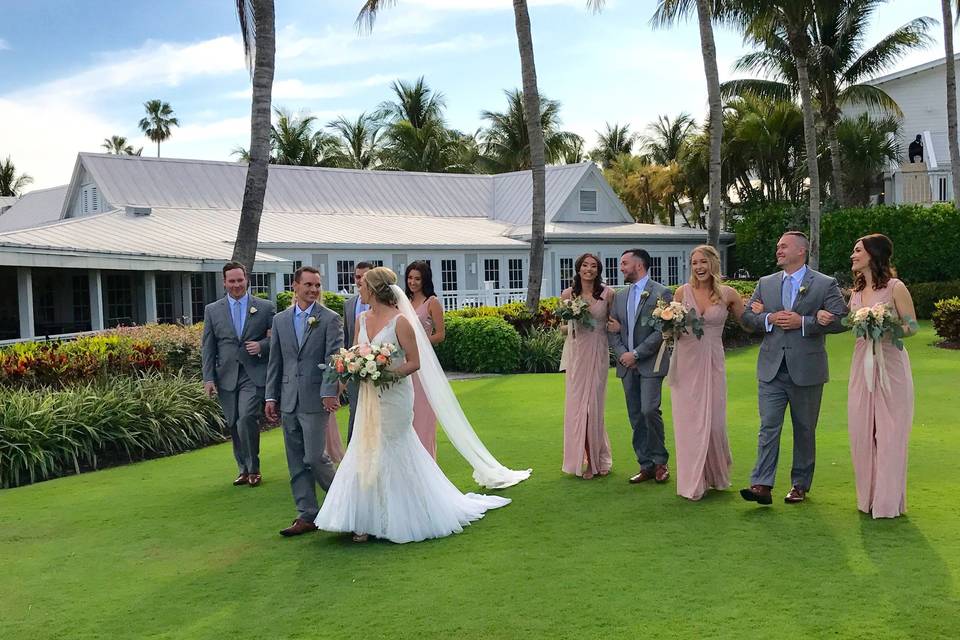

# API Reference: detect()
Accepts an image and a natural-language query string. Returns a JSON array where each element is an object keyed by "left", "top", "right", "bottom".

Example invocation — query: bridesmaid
[
  {"left": 561, "top": 253, "right": 614, "bottom": 480},
  {"left": 405, "top": 261, "right": 446, "bottom": 459},
  {"left": 670, "top": 245, "right": 744, "bottom": 500},
  {"left": 821, "top": 234, "right": 916, "bottom": 518},
  {"left": 325, "top": 411, "right": 345, "bottom": 464}
]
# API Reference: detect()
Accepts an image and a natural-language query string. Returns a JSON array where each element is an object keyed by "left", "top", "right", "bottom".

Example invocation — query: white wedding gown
[{"left": 314, "top": 313, "right": 511, "bottom": 544}]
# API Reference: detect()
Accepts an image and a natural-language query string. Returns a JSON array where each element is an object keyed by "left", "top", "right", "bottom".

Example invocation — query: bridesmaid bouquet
[
  {"left": 556, "top": 296, "right": 595, "bottom": 329},
  {"left": 643, "top": 299, "right": 704, "bottom": 379},
  {"left": 842, "top": 303, "right": 907, "bottom": 349},
  {"left": 324, "top": 342, "right": 404, "bottom": 388}
]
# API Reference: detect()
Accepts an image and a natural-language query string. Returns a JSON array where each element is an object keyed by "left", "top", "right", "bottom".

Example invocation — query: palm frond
[
  {"left": 844, "top": 17, "right": 936, "bottom": 83},
  {"left": 356, "top": 0, "right": 397, "bottom": 34}
]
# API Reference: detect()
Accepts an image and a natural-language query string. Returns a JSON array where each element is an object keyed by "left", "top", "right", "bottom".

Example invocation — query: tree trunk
[
  {"left": 943, "top": 0, "right": 960, "bottom": 206},
  {"left": 696, "top": 0, "right": 723, "bottom": 247},
  {"left": 232, "top": 0, "right": 276, "bottom": 273},
  {"left": 157, "top": 140, "right": 161, "bottom": 158},
  {"left": 827, "top": 121, "right": 844, "bottom": 206},
  {"left": 789, "top": 31, "right": 822, "bottom": 270},
  {"left": 513, "top": 0, "right": 547, "bottom": 312}
]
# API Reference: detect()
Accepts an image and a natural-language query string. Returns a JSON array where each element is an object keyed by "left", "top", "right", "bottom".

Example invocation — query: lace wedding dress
[{"left": 314, "top": 311, "right": 511, "bottom": 544}]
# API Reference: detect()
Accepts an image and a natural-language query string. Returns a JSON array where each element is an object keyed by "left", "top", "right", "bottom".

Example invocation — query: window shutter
[{"left": 579, "top": 189, "right": 598, "bottom": 213}]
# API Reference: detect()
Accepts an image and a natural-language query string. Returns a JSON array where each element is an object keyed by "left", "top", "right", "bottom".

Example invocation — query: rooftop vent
[{"left": 126, "top": 206, "right": 152, "bottom": 216}]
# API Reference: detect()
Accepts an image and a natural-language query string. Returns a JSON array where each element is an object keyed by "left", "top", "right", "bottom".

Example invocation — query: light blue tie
[
  {"left": 295, "top": 309, "right": 306, "bottom": 346},
  {"left": 232, "top": 299, "right": 243, "bottom": 338},
  {"left": 627, "top": 284, "right": 639, "bottom": 351},
  {"left": 782, "top": 275, "right": 794, "bottom": 311}
]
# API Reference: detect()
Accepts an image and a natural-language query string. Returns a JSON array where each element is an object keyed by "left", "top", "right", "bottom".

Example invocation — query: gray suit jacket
[
  {"left": 343, "top": 294, "right": 360, "bottom": 348},
  {"left": 608, "top": 279, "right": 674, "bottom": 378},
  {"left": 266, "top": 303, "right": 344, "bottom": 414},
  {"left": 741, "top": 268, "right": 848, "bottom": 386},
  {"left": 201, "top": 295, "right": 275, "bottom": 391}
]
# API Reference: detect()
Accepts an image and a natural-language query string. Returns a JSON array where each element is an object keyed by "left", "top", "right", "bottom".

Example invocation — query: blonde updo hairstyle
[
  {"left": 688, "top": 244, "right": 725, "bottom": 304},
  {"left": 363, "top": 266, "right": 399, "bottom": 306}
]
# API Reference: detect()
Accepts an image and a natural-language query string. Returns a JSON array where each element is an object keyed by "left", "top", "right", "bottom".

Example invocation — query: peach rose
[
  {"left": 358, "top": 344, "right": 373, "bottom": 357},
  {"left": 660, "top": 308, "right": 675, "bottom": 322}
]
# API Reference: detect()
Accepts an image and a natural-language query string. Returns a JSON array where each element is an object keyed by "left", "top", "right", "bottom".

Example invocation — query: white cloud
[
  {"left": 0, "top": 38, "right": 10, "bottom": 51},
  {"left": 228, "top": 74, "right": 400, "bottom": 101}
]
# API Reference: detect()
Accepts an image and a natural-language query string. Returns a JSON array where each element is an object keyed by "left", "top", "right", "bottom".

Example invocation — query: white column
[
  {"left": 17, "top": 267, "right": 34, "bottom": 339},
  {"left": 268, "top": 271, "right": 280, "bottom": 302},
  {"left": 144, "top": 271, "right": 158, "bottom": 323},
  {"left": 88, "top": 269, "right": 104, "bottom": 331},
  {"left": 180, "top": 273, "right": 194, "bottom": 324}
]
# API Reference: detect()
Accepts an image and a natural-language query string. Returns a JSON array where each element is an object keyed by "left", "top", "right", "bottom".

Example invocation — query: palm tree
[
  {"left": 138, "top": 100, "right": 180, "bottom": 158},
  {"left": 101, "top": 135, "right": 142, "bottom": 156},
  {"left": 642, "top": 113, "right": 697, "bottom": 164},
  {"left": 271, "top": 108, "right": 339, "bottom": 167},
  {"left": 377, "top": 77, "right": 446, "bottom": 129},
  {"left": 942, "top": 1, "right": 960, "bottom": 205},
  {"left": 231, "top": 0, "right": 275, "bottom": 272},
  {"left": 590, "top": 122, "right": 639, "bottom": 168},
  {"left": 649, "top": 0, "right": 725, "bottom": 247},
  {"left": 559, "top": 136, "right": 587, "bottom": 164},
  {"left": 723, "top": 1, "right": 933, "bottom": 207},
  {"left": 0, "top": 157, "right": 33, "bottom": 197},
  {"left": 479, "top": 89, "right": 582, "bottom": 173},
  {"left": 836, "top": 113, "right": 902, "bottom": 206},
  {"left": 327, "top": 113, "right": 383, "bottom": 169}
]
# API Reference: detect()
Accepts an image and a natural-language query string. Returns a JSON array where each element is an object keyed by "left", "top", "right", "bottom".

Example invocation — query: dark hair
[
  {"left": 294, "top": 265, "right": 321, "bottom": 283},
  {"left": 404, "top": 261, "right": 436, "bottom": 299},
  {"left": 853, "top": 233, "right": 896, "bottom": 292},
  {"left": 572, "top": 253, "right": 604, "bottom": 300},
  {"left": 222, "top": 261, "right": 248, "bottom": 278},
  {"left": 622, "top": 248, "right": 650, "bottom": 270},
  {"left": 356, "top": 261, "right": 374, "bottom": 271}
]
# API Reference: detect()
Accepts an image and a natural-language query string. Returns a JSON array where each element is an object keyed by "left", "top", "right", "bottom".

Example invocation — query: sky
[{"left": 0, "top": 0, "right": 952, "bottom": 189}]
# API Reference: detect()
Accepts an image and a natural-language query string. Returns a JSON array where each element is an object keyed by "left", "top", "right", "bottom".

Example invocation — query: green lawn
[{"left": 2, "top": 325, "right": 959, "bottom": 639}]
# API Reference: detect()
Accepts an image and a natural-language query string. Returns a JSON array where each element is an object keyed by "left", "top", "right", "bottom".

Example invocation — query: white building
[{"left": 0, "top": 153, "right": 732, "bottom": 340}]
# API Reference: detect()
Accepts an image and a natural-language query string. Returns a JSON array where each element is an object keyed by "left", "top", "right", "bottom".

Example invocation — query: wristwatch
[{"left": 632, "top": 349, "right": 641, "bottom": 359}]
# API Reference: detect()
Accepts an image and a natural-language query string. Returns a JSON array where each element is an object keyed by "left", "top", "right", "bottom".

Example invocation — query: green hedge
[
  {"left": 276, "top": 290, "right": 345, "bottom": 315},
  {"left": 436, "top": 316, "right": 521, "bottom": 373},
  {"left": 933, "top": 297, "right": 960, "bottom": 343},
  {"left": 0, "top": 374, "right": 226, "bottom": 488},
  {"left": 910, "top": 281, "right": 960, "bottom": 320},
  {"left": 733, "top": 202, "right": 960, "bottom": 283}
]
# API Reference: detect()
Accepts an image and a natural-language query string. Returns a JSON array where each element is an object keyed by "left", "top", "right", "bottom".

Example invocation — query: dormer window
[
  {"left": 579, "top": 189, "right": 598, "bottom": 213},
  {"left": 80, "top": 184, "right": 101, "bottom": 215}
]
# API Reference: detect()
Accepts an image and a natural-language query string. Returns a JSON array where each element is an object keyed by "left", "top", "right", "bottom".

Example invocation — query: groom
[
  {"left": 265, "top": 266, "right": 344, "bottom": 536},
  {"left": 609, "top": 249, "right": 673, "bottom": 484},
  {"left": 740, "top": 231, "right": 847, "bottom": 505}
]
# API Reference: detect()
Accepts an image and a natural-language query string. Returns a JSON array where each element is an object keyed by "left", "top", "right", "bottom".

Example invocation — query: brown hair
[
  {"left": 572, "top": 253, "right": 604, "bottom": 300},
  {"left": 294, "top": 265, "right": 320, "bottom": 283},
  {"left": 363, "top": 267, "right": 399, "bottom": 305},
  {"left": 688, "top": 245, "right": 724, "bottom": 304},
  {"left": 853, "top": 233, "right": 896, "bottom": 292},
  {"left": 222, "top": 261, "right": 248, "bottom": 278}
]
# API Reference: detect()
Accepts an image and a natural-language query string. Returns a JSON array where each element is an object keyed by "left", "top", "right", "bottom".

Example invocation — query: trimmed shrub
[
  {"left": 323, "top": 291, "right": 346, "bottom": 316},
  {"left": 447, "top": 317, "right": 521, "bottom": 373},
  {"left": 434, "top": 316, "right": 463, "bottom": 370},
  {"left": 933, "top": 297, "right": 960, "bottom": 344},
  {"left": 519, "top": 327, "right": 564, "bottom": 373},
  {"left": 731, "top": 202, "right": 808, "bottom": 278},
  {"left": 910, "top": 281, "right": 960, "bottom": 320},
  {"left": 276, "top": 290, "right": 293, "bottom": 312},
  {"left": 109, "top": 323, "right": 203, "bottom": 377},
  {"left": 0, "top": 374, "right": 226, "bottom": 488}
]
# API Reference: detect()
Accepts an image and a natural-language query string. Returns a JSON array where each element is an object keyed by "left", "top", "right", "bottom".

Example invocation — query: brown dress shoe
[
  {"left": 280, "top": 519, "right": 318, "bottom": 537},
  {"left": 233, "top": 473, "right": 249, "bottom": 486},
  {"left": 784, "top": 486, "right": 806, "bottom": 503},
  {"left": 739, "top": 484, "right": 773, "bottom": 505},
  {"left": 247, "top": 473, "right": 262, "bottom": 487},
  {"left": 654, "top": 464, "right": 670, "bottom": 483},
  {"left": 629, "top": 468, "right": 656, "bottom": 484}
]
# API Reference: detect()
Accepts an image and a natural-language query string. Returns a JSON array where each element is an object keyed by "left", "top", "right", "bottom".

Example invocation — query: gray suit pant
[
  {"left": 218, "top": 370, "right": 262, "bottom": 474},
  {"left": 346, "top": 380, "right": 359, "bottom": 443},
  {"left": 750, "top": 361, "right": 824, "bottom": 491},
  {"left": 621, "top": 369, "right": 668, "bottom": 469},
  {"left": 282, "top": 409, "right": 337, "bottom": 521}
]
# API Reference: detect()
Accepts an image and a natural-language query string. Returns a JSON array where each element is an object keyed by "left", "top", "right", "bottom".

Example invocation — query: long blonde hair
[
  {"left": 363, "top": 267, "right": 399, "bottom": 305},
  {"left": 688, "top": 244, "right": 724, "bottom": 303}
]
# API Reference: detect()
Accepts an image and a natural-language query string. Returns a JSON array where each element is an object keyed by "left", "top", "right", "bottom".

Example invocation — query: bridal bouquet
[
  {"left": 642, "top": 299, "right": 704, "bottom": 380},
  {"left": 324, "top": 342, "right": 403, "bottom": 389},
  {"left": 842, "top": 303, "right": 914, "bottom": 393},
  {"left": 556, "top": 296, "right": 595, "bottom": 329}
]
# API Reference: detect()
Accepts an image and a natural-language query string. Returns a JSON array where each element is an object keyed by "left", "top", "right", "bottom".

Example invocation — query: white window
[
  {"left": 283, "top": 260, "right": 303, "bottom": 291},
  {"left": 336, "top": 260, "right": 355, "bottom": 294},
  {"left": 559, "top": 257, "right": 575, "bottom": 291},
  {"left": 508, "top": 259, "right": 524, "bottom": 289},
  {"left": 483, "top": 258, "right": 501, "bottom": 289},
  {"left": 668, "top": 256, "right": 680, "bottom": 286},
  {"left": 441, "top": 259, "right": 458, "bottom": 292},
  {"left": 649, "top": 256, "right": 662, "bottom": 283},
  {"left": 249, "top": 272, "right": 270, "bottom": 297},
  {"left": 605, "top": 257, "right": 620, "bottom": 286},
  {"left": 579, "top": 189, "right": 598, "bottom": 213}
]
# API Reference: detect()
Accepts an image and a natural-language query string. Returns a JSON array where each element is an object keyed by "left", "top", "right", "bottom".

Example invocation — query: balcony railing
[
  {"left": 439, "top": 287, "right": 527, "bottom": 311},
  {"left": 894, "top": 162, "right": 952, "bottom": 204}
]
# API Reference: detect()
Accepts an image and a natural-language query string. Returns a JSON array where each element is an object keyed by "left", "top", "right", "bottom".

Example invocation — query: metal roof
[
  {"left": 0, "top": 185, "right": 69, "bottom": 232},
  {"left": 508, "top": 221, "right": 735, "bottom": 242},
  {"left": 865, "top": 54, "right": 960, "bottom": 86},
  {"left": 491, "top": 162, "right": 594, "bottom": 223}
]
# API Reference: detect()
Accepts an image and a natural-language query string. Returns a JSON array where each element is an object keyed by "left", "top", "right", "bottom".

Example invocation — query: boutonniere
[
  {"left": 249, "top": 306, "right": 258, "bottom": 315},
  {"left": 640, "top": 291, "right": 650, "bottom": 301},
  {"left": 798, "top": 285, "right": 808, "bottom": 297},
  {"left": 306, "top": 316, "right": 318, "bottom": 328}
]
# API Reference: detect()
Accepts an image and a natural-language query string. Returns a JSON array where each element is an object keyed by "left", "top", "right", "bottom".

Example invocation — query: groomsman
[
  {"left": 608, "top": 249, "right": 674, "bottom": 484},
  {"left": 266, "top": 266, "right": 344, "bottom": 537},
  {"left": 201, "top": 261, "right": 276, "bottom": 487},
  {"left": 342, "top": 261, "right": 373, "bottom": 442},
  {"left": 740, "top": 232, "right": 848, "bottom": 505}
]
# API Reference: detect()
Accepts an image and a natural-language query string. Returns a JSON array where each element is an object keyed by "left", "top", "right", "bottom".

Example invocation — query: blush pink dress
[
  {"left": 848, "top": 279, "right": 914, "bottom": 518},
  {"left": 670, "top": 286, "right": 732, "bottom": 500},
  {"left": 561, "top": 287, "right": 614, "bottom": 477},
  {"left": 412, "top": 297, "right": 439, "bottom": 459},
  {"left": 325, "top": 411, "right": 345, "bottom": 464}
]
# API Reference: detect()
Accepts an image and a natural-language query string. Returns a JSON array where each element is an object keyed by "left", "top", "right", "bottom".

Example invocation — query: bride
[{"left": 314, "top": 267, "right": 530, "bottom": 543}]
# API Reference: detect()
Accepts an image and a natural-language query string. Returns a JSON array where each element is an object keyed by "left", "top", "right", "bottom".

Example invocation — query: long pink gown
[
  {"left": 670, "top": 286, "right": 732, "bottom": 500},
  {"left": 561, "top": 287, "right": 613, "bottom": 477},
  {"left": 325, "top": 411, "right": 345, "bottom": 464},
  {"left": 848, "top": 279, "right": 914, "bottom": 518},
  {"left": 412, "top": 297, "right": 438, "bottom": 459}
]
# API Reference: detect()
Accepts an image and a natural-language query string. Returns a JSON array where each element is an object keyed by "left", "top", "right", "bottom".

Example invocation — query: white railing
[
  {"left": 894, "top": 163, "right": 953, "bottom": 204},
  {"left": 439, "top": 288, "right": 527, "bottom": 311}
]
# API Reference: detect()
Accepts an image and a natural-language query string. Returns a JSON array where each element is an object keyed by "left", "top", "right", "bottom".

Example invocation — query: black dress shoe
[
  {"left": 739, "top": 485, "right": 773, "bottom": 505},
  {"left": 233, "top": 473, "right": 249, "bottom": 486}
]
